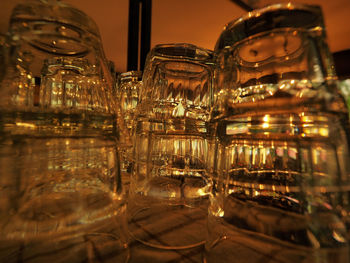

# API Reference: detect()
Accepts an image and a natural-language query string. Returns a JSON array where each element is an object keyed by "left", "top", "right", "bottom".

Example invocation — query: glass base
[
  {"left": 127, "top": 201, "right": 207, "bottom": 250},
  {"left": 0, "top": 211, "right": 130, "bottom": 263}
]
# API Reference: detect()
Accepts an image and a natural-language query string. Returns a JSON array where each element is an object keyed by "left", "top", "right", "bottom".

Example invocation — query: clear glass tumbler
[
  {"left": 116, "top": 71, "right": 143, "bottom": 192},
  {"left": 207, "top": 3, "right": 350, "bottom": 263},
  {"left": 0, "top": 0, "right": 127, "bottom": 262},
  {"left": 127, "top": 43, "right": 215, "bottom": 249}
]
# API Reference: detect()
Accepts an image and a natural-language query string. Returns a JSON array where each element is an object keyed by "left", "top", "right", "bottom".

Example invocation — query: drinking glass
[
  {"left": 116, "top": 71, "right": 142, "bottom": 192},
  {"left": 127, "top": 43, "right": 215, "bottom": 249},
  {"left": 206, "top": 3, "right": 350, "bottom": 263},
  {"left": 0, "top": 0, "right": 127, "bottom": 261}
]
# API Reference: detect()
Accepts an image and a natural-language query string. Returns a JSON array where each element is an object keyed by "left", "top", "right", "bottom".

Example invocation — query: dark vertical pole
[
  {"left": 229, "top": 0, "right": 253, "bottom": 11},
  {"left": 140, "top": 0, "right": 152, "bottom": 71},
  {"left": 127, "top": 0, "right": 152, "bottom": 71},
  {"left": 127, "top": 0, "right": 140, "bottom": 71}
]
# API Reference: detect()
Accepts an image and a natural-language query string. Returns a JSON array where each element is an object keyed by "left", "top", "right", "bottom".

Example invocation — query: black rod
[
  {"left": 140, "top": 0, "right": 152, "bottom": 71},
  {"left": 127, "top": 0, "right": 140, "bottom": 71},
  {"left": 229, "top": 0, "right": 253, "bottom": 12},
  {"left": 334, "top": 49, "right": 350, "bottom": 80}
]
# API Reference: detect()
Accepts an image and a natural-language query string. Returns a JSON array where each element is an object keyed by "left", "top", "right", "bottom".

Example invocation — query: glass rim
[
  {"left": 149, "top": 43, "right": 214, "bottom": 62},
  {"left": 119, "top": 71, "right": 142, "bottom": 78},
  {"left": 10, "top": 0, "right": 101, "bottom": 39},
  {"left": 233, "top": 3, "right": 321, "bottom": 26},
  {"left": 215, "top": 2, "right": 324, "bottom": 52},
  {"left": 118, "top": 70, "right": 142, "bottom": 82},
  {"left": 42, "top": 57, "right": 94, "bottom": 75}
]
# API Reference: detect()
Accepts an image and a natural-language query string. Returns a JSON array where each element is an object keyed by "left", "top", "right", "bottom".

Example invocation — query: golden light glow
[
  {"left": 319, "top": 128, "right": 329, "bottom": 137},
  {"left": 263, "top": 115, "right": 270, "bottom": 122},
  {"left": 333, "top": 230, "right": 346, "bottom": 243},
  {"left": 262, "top": 114, "right": 270, "bottom": 129},
  {"left": 15, "top": 122, "right": 36, "bottom": 128},
  {"left": 301, "top": 115, "right": 312, "bottom": 123},
  {"left": 196, "top": 188, "right": 209, "bottom": 197},
  {"left": 169, "top": 192, "right": 177, "bottom": 198}
]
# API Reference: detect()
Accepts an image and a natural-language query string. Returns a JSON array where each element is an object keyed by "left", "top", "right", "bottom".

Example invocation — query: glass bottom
[
  {"left": 0, "top": 209, "right": 130, "bottom": 263},
  {"left": 204, "top": 219, "right": 350, "bottom": 263},
  {"left": 127, "top": 239, "right": 204, "bottom": 263},
  {"left": 127, "top": 198, "right": 208, "bottom": 250}
]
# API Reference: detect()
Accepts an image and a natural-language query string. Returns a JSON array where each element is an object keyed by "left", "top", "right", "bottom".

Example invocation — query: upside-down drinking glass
[
  {"left": 206, "top": 3, "right": 350, "bottom": 263},
  {"left": 0, "top": 0, "right": 127, "bottom": 262},
  {"left": 116, "top": 71, "right": 142, "bottom": 192},
  {"left": 127, "top": 43, "right": 215, "bottom": 249}
]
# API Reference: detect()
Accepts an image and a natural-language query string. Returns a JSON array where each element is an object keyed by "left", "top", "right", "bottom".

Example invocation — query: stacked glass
[
  {"left": 0, "top": 0, "right": 127, "bottom": 262},
  {"left": 127, "top": 43, "right": 215, "bottom": 249},
  {"left": 206, "top": 3, "right": 350, "bottom": 263},
  {"left": 116, "top": 70, "right": 143, "bottom": 192}
]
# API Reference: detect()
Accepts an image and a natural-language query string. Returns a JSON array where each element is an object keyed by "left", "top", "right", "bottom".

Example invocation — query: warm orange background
[{"left": 1, "top": 0, "right": 349, "bottom": 73}]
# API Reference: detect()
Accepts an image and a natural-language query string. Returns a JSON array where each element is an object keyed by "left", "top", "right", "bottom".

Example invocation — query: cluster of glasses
[{"left": 1, "top": 1, "right": 350, "bottom": 262}]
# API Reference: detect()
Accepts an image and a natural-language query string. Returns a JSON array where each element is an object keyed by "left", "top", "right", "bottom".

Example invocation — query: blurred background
[{"left": 1, "top": 0, "right": 349, "bottom": 73}]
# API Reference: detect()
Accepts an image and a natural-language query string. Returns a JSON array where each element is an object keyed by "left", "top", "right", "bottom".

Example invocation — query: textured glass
[
  {"left": 0, "top": 1, "right": 126, "bottom": 262},
  {"left": 116, "top": 71, "right": 143, "bottom": 192},
  {"left": 128, "top": 43, "right": 215, "bottom": 249},
  {"left": 207, "top": 3, "right": 350, "bottom": 263}
]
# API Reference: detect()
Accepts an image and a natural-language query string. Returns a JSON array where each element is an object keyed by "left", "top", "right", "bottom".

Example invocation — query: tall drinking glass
[
  {"left": 207, "top": 3, "right": 350, "bottom": 262},
  {"left": 128, "top": 43, "right": 215, "bottom": 249},
  {"left": 0, "top": 0, "right": 127, "bottom": 262}
]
